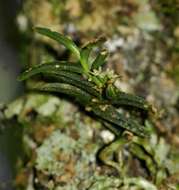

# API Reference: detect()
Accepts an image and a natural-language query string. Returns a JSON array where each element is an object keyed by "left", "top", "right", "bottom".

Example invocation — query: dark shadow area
[
  {"left": 0, "top": 1, "right": 23, "bottom": 190},
  {"left": 0, "top": 0, "right": 23, "bottom": 103}
]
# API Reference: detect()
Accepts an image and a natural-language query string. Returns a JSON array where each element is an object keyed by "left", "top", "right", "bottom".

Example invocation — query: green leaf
[
  {"left": 29, "top": 81, "right": 148, "bottom": 137},
  {"left": 90, "top": 103, "right": 149, "bottom": 137},
  {"left": 30, "top": 82, "right": 93, "bottom": 104},
  {"left": 91, "top": 50, "right": 108, "bottom": 70},
  {"left": 35, "top": 27, "right": 80, "bottom": 59},
  {"left": 106, "top": 84, "right": 149, "bottom": 111},
  {"left": 80, "top": 48, "right": 91, "bottom": 73},
  {"left": 18, "top": 61, "right": 83, "bottom": 81},
  {"left": 80, "top": 47, "right": 91, "bottom": 73},
  {"left": 80, "top": 36, "right": 107, "bottom": 72},
  {"left": 44, "top": 71, "right": 101, "bottom": 99}
]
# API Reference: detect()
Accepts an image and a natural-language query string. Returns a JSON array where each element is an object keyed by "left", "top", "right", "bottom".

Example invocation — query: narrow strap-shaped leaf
[
  {"left": 90, "top": 103, "right": 149, "bottom": 137},
  {"left": 80, "top": 47, "right": 92, "bottom": 72},
  {"left": 91, "top": 50, "right": 108, "bottom": 70},
  {"left": 18, "top": 62, "right": 83, "bottom": 81},
  {"left": 80, "top": 37, "right": 107, "bottom": 72},
  {"left": 106, "top": 85, "right": 149, "bottom": 111},
  {"left": 35, "top": 27, "right": 80, "bottom": 59},
  {"left": 30, "top": 82, "right": 93, "bottom": 104},
  {"left": 45, "top": 71, "right": 101, "bottom": 99},
  {"left": 27, "top": 81, "right": 148, "bottom": 136}
]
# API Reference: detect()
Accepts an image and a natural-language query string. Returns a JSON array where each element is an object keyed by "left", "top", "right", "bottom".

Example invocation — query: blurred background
[
  {"left": 0, "top": 0, "right": 179, "bottom": 189},
  {"left": 0, "top": 1, "right": 22, "bottom": 189},
  {"left": 0, "top": 0, "right": 22, "bottom": 103}
]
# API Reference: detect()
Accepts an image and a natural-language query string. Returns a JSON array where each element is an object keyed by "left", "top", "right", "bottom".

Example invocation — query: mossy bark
[{"left": 4, "top": 0, "right": 179, "bottom": 189}]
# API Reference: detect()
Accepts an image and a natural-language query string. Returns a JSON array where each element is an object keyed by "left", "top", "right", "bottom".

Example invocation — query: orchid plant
[{"left": 18, "top": 27, "right": 154, "bottom": 171}]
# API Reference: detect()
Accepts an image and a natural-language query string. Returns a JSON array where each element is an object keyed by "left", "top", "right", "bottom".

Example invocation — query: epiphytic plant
[{"left": 18, "top": 27, "right": 153, "bottom": 171}]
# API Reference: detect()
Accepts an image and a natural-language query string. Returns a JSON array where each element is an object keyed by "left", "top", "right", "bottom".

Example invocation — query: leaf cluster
[{"left": 18, "top": 27, "right": 152, "bottom": 137}]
